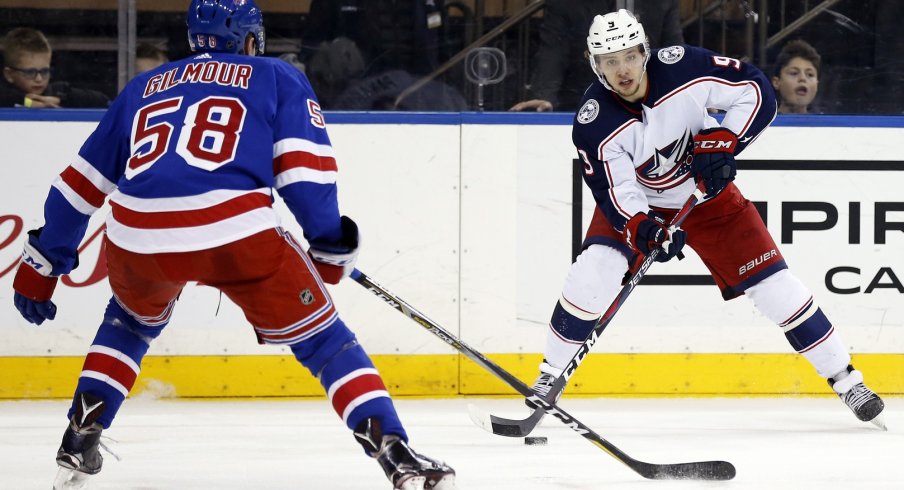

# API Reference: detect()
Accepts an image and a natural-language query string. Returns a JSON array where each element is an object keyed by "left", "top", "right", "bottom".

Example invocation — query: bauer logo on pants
[{"left": 299, "top": 289, "right": 314, "bottom": 305}]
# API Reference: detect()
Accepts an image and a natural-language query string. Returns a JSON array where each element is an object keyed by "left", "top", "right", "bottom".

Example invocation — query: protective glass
[{"left": 9, "top": 67, "right": 53, "bottom": 80}]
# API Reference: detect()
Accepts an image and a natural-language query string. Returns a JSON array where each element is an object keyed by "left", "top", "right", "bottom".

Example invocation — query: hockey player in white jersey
[{"left": 528, "top": 9, "right": 885, "bottom": 429}]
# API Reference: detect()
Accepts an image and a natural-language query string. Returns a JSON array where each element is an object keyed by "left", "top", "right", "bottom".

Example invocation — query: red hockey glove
[
  {"left": 692, "top": 127, "right": 738, "bottom": 198},
  {"left": 12, "top": 229, "right": 59, "bottom": 325},
  {"left": 624, "top": 212, "right": 686, "bottom": 263},
  {"left": 308, "top": 216, "right": 361, "bottom": 284}
]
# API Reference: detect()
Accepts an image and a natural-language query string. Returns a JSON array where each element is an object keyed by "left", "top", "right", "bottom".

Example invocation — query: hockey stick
[
  {"left": 351, "top": 265, "right": 735, "bottom": 481},
  {"left": 471, "top": 187, "right": 706, "bottom": 437}
]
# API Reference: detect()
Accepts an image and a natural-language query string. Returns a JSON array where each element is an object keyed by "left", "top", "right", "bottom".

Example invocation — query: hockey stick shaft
[
  {"left": 485, "top": 187, "right": 707, "bottom": 437},
  {"left": 553, "top": 187, "right": 705, "bottom": 391},
  {"left": 351, "top": 267, "right": 734, "bottom": 480}
]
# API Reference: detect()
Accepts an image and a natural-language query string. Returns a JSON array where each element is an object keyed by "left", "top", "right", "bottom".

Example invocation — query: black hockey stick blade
[
  {"left": 351, "top": 268, "right": 736, "bottom": 481},
  {"left": 633, "top": 459, "right": 737, "bottom": 480},
  {"left": 466, "top": 403, "right": 545, "bottom": 437},
  {"left": 526, "top": 394, "right": 736, "bottom": 481}
]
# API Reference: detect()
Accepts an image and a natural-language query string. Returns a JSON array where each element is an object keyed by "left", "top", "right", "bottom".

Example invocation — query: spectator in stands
[
  {"left": 510, "top": 0, "right": 684, "bottom": 112},
  {"left": 771, "top": 39, "right": 820, "bottom": 114},
  {"left": 299, "top": 0, "right": 460, "bottom": 109},
  {"left": 135, "top": 43, "right": 169, "bottom": 75},
  {"left": 1, "top": 27, "right": 109, "bottom": 108}
]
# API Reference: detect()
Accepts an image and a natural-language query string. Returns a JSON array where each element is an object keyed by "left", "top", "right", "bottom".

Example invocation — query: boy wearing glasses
[{"left": 1, "top": 27, "right": 109, "bottom": 108}]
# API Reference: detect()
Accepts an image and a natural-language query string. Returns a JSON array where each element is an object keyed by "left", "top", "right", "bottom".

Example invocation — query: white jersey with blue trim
[
  {"left": 572, "top": 45, "right": 777, "bottom": 232},
  {"left": 38, "top": 52, "right": 343, "bottom": 274}
]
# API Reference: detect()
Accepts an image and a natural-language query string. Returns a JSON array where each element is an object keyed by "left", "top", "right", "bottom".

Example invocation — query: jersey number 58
[{"left": 127, "top": 96, "right": 247, "bottom": 179}]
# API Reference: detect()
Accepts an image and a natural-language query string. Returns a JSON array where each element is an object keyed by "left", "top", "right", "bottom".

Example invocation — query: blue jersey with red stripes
[
  {"left": 38, "top": 51, "right": 342, "bottom": 274},
  {"left": 572, "top": 44, "right": 777, "bottom": 232}
]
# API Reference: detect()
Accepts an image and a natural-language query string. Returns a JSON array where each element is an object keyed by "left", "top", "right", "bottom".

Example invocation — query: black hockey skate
[
  {"left": 354, "top": 418, "right": 456, "bottom": 490},
  {"left": 829, "top": 365, "right": 886, "bottom": 430},
  {"left": 53, "top": 393, "right": 106, "bottom": 490}
]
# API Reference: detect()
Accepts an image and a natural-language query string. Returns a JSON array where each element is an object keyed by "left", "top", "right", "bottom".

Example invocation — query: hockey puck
[{"left": 524, "top": 436, "right": 548, "bottom": 446}]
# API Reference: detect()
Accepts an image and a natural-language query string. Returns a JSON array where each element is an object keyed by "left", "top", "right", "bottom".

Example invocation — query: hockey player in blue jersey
[
  {"left": 528, "top": 9, "right": 885, "bottom": 429},
  {"left": 10, "top": 1, "right": 455, "bottom": 489}
]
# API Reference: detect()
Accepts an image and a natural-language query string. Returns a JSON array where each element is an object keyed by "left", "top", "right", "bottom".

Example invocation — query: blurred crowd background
[{"left": 0, "top": 0, "right": 900, "bottom": 114}]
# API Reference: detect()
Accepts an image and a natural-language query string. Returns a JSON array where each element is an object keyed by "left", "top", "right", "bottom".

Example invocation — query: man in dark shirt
[
  {"left": 1, "top": 27, "right": 109, "bottom": 108},
  {"left": 300, "top": 0, "right": 452, "bottom": 108}
]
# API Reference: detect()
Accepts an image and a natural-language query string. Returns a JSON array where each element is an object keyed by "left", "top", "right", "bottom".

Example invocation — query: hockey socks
[
  {"left": 746, "top": 270, "right": 850, "bottom": 377},
  {"left": 290, "top": 319, "right": 406, "bottom": 442},
  {"left": 543, "top": 244, "right": 627, "bottom": 371},
  {"left": 68, "top": 299, "right": 159, "bottom": 428}
]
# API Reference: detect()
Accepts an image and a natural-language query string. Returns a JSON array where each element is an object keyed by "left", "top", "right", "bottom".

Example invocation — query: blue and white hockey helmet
[
  {"left": 187, "top": 0, "right": 265, "bottom": 54},
  {"left": 586, "top": 9, "right": 650, "bottom": 87}
]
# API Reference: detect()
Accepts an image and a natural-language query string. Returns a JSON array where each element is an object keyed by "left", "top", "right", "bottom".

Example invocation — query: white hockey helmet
[{"left": 586, "top": 9, "right": 650, "bottom": 89}]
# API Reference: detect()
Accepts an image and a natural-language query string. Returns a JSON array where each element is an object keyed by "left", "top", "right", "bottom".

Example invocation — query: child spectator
[
  {"left": 1, "top": 27, "right": 109, "bottom": 108},
  {"left": 772, "top": 39, "right": 820, "bottom": 114}
]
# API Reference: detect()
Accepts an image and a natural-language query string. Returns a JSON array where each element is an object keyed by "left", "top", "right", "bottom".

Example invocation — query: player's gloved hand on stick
[
  {"left": 692, "top": 127, "right": 738, "bottom": 197},
  {"left": 12, "top": 228, "right": 59, "bottom": 325},
  {"left": 308, "top": 216, "right": 360, "bottom": 284},
  {"left": 625, "top": 212, "right": 687, "bottom": 263}
]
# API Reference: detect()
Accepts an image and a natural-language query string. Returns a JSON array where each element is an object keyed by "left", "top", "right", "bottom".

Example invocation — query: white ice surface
[{"left": 1, "top": 397, "right": 901, "bottom": 489}]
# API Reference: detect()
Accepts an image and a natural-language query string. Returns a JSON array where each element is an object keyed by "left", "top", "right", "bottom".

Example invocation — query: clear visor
[{"left": 592, "top": 49, "right": 645, "bottom": 74}]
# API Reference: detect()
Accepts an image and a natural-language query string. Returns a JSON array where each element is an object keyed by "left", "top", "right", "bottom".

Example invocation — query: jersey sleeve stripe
[
  {"left": 596, "top": 119, "right": 639, "bottom": 222},
  {"left": 603, "top": 162, "right": 633, "bottom": 220},
  {"left": 72, "top": 155, "right": 117, "bottom": 194},
  {"left": 273, "top": 149, "right": 338, "bottom": 173},
  {"left": 110, "top": 191, "right": 272, "bottom": 229},
  {"left": 273, "top": 137, "right": 335, "bottom": 160},
  {"left": 274, "top": 167, "right": 338, "bottom": 188},
  {"left": 52, "top": 178, "right": 100, "bottom": 216},
  {"left": 654, "top": 77, "right": 761, "bottom": 137},
  {"left": 58, "top": 166, "right": 108, "bottom": 209}
]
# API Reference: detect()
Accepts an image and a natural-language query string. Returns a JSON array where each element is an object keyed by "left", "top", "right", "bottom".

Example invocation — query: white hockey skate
[
  {"left": 525, "top": 360, "right": 564, "bottom": 420},
  {"left": 355, "top": 418, "right": 456, "bottom": 489},
  {"left": 829, "top": 365, "right": 887, "bottom": 430}
]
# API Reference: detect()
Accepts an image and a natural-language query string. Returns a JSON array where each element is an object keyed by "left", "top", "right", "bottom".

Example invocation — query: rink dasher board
[{"left": 0, "top": 113, "right": 900, "bottom": 397}]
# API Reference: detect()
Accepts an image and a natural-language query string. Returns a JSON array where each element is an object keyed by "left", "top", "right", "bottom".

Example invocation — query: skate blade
[
  {"left": 396, "top": 475, "right": 427, "bottom": 490},
  {"left": 869, "top": 413, "right": 888, "bottom": 431},
  {"left": 428, "top": 474, "right": 457, "bottom": 490},
  {"left": 53, "top": 467, "right": 92, "bottom": 490}
]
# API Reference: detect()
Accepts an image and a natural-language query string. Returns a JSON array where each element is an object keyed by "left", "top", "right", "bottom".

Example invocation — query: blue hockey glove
[
  {"left": 308, "top": 216, "right": 360, "bottom": 284},
  {"left": 12, "top": 229, "right": 59, "bottom": 325},
  {"left": 624, "top": 212, "right": 687, "bottom": 262},
  {"left": 692, "top": 127, "right": 738, "bottom": 197}
]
